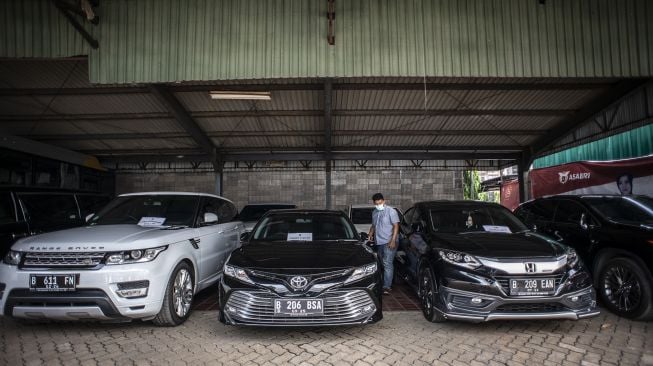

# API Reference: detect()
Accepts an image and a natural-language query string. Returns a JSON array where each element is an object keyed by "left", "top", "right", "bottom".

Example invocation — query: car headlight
[
  {"left": 223, "top": 264, "right": 254, "bottom": 284},
  {"left": 438, "top": 249, "right": 481, "bottom": 269},
  {"left": 3, "top": 250, "right": 22, "bottom": 266},
  {"left": 105, "top": 246, "right": 167, "bottom": 265},
  {"left": 344, "top": 263, "right": 378, "bottom": 284},
  {"left": 565, "top": 247, "right": 579, "bottom": 267}
]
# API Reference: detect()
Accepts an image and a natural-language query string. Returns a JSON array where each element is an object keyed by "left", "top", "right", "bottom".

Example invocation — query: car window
[
  {"left": 584, "top": 196, "right": 653, "bottom": 225},
  {"left": 351, "top": 207, "right": 374, "bottom": 224},
  {"left": 200, "top": 197, "right": 237, "bottom": 224},
  {"left": 252, "top": 214, "right": 357, "bottom": 241},
  {"left": 76, "top": 194, "right": 112, "bottom": 218},
  {"left": 0, "top": 193, "right": 17, "bottom": 224},
  {"left": 429, "top": 205, "right": 528, "bottom": 233},
  {"left": 528, "top": 200, "right": 557, "bottom": 222},
  {"left": 90, "top": 195, "right": 199, "bottom": 227},
  {"left": 513, "top": 203, "right": 531, "bottom": 222},
  {"left": 554, "top": 200, "right": 585, "bottom": 224},
  {"left": 401, "top": 207, "right": 415, "bottom": 232},
  {"left": 19, "top": 193, "right": 80, "bottom": 225}
]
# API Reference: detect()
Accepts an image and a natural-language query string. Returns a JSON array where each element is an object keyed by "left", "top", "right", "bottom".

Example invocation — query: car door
[
  {"left": 551, "top": 199, "right": 594, "bottom": 257},
  {"left": 195, "top": 197, "right": 241, "bottom": 288},
  {"left": 0, "top": 192, "right": 29, "bottom": 257}
]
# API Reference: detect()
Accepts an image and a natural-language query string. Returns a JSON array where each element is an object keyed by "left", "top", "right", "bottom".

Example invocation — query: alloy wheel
[
  {"left": 419, "top": 269, "right": 434, "bottom": 318},
  {"left": 173, "top": 268, "right": 194, "bottom": 317},
  {"left": 602, "top": 264, "right": 642, "bottom": 313}
]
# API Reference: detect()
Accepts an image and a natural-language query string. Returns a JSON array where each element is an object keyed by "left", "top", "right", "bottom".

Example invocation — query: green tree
[{"left": 463, "top": 170, "right": 483, "bottom": 200}]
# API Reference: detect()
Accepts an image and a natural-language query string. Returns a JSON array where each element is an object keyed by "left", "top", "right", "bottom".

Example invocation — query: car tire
[
  {"left": 153, "top": 261, "right": 195, "bottom": 326},
  {"left": 418, "top": 265, "right": 446, "bottom": 323},
  {"left": 597, "top": 257, "right": 653, "bottom": 321}
]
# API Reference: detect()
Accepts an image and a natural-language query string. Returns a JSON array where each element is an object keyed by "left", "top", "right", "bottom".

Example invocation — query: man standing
[{"left": 368, "top": 193, "right": 400, "bottom": 294}]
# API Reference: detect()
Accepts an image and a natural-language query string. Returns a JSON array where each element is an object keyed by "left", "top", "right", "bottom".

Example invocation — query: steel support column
[
  {"left": 324, "top": 79, "right": 333, "bottom": 209},
  {"left": 517, "top": 151, "right": 532, "bottom": 203}
]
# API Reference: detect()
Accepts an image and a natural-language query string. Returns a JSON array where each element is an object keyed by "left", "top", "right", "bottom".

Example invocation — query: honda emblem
[{"left": 524, "top": 262, "right": 537, "bottom": 273}]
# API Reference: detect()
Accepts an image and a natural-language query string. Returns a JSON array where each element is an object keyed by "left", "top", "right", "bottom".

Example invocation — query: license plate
[
  {"left": 29, "top": 274, "right": 77, "bottom": 292},
  {"left": 274, "top": 299, "right": 324, "bottom": 316},
  {"left": 509, "top": 278, "right": 555, "bottom": 296}
]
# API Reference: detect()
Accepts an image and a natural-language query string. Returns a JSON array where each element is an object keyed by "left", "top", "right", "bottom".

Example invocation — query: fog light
[
  {"left": 471, "top": 297, "right": 483, "bottom": 305},
  {"left": 116, "top": 280, "right": 149, "bottom": 298},
  {"left": 570, "top": 296, "right": 579, "bottom": 302},
  {"left": 360, "top": 304, "right": 376, "bottom": 314},
  {"left": 226, "top": 306, "right": 237, "bottom": 313},
  {"left": 116, "top": 288, "right": 148, "bottom": 298}
]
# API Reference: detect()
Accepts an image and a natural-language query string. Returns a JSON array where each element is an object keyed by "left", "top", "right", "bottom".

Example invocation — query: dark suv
[
  {"left": 514, "top": 195, "right": 653, "bottom": 320},
  {"left": 0, "top": 188, "right": 112, "bottom": 257},
  {"left": 396, "top": 200, "right": 598, "bottom": 323}
]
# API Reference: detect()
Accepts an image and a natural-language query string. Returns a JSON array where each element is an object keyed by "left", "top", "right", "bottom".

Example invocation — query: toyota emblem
[{"left": 289, "top": 276, "right": 308, "bottom": 289}]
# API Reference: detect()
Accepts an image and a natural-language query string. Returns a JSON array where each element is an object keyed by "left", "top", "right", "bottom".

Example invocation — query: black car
[
  {"left": 0, "top": 187, "right": 112, "bottom": 257},
  {"left": 218, "top": 209, "right": 383, "bottom": 326},
  {"left": 515, "top": 195, "right": 653, "bottom": 320},
  {"left": 395, "top": 200, "right": 598, "bottom": 323}
]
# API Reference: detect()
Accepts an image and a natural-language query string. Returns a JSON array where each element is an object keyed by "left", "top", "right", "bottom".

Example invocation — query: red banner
[
  {"left": 530, "top": 155, "right": 653, "bottom": 198},
  {"left": 500, "top": 179, "right": 520, "bottom": 211}
]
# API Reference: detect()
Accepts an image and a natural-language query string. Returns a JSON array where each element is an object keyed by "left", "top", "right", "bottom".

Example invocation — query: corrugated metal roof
[
  {"left": 0, "top": 1, "right": 90, "bottom": 58},
  {"left": 5, "top": 0, "right": 647, "bottom": 83},
  {"left": 175, "top": 90, "right": 322, "bottom": 112}
]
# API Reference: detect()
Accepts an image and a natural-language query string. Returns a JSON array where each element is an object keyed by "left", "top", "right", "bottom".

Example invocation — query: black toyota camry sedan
[
  {"left": 395, "top": 200, "right": 599, "bottom": 323},
  {"left": 218, "top": 210, "right": 383, "bottom": 326}
]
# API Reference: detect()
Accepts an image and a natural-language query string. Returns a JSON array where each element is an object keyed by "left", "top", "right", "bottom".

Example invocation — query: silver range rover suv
[{"left": 1, "top": 192, "right": 243, "bottom": 326}]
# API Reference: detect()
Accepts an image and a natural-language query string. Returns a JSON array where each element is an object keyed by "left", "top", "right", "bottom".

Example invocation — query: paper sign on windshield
[
  {"left": 138, "top": 217, "right": 167, "bottom": 227},
  {"left": 482, "top": 225, "right": 512, "bottom": 233},
  {"left": 287, "top": 233, "right": 313, "bottom": 241}
]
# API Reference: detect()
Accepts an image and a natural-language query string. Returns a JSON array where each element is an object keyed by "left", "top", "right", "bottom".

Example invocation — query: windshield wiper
[{"left": 161, "top": 225, "right": 189, "bottom": 230}]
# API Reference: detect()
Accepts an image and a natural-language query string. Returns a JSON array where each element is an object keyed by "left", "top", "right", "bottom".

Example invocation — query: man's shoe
[{"left": 383, "top": 287, "right": 392, "bottom": 295}]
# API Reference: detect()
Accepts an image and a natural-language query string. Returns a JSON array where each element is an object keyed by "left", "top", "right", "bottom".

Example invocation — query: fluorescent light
[{"left": 209, "top": 91, "right": 271, "bottom": 100}]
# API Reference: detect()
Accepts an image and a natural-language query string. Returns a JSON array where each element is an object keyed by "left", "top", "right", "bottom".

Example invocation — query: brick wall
[{"left": 115, "top": 170, "right": 463, "bottom": 212}]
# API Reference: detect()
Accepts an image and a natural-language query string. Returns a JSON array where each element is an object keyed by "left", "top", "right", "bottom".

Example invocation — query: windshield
[
  {"left": 584, "top": 196, "right": 653, "bottom": 225},
  {"left": 430, "top": 205, "right": 528, "bottom": 234},
  {"left": 89, "top": 195, "right": 199, "bottom": 227},
  {"left": 239, "top": 204, "right": 296, "bottom": 222},
  {"left": 351, "top": 207, "right": 374, "bottom": 224},
  {"left": 252, "top": 213, "right": 357, "bottom": 241}
]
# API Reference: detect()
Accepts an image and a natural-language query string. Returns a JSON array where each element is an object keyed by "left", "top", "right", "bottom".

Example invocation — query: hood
[
  {"left": 432, "top": 231, "right": 566, "bottom": 258},
  {"left": 228, "top": 241, "right": 375, "bottom": 271},
  {"left": 11, "top": 224, "right": 193, "bottom": 252}
]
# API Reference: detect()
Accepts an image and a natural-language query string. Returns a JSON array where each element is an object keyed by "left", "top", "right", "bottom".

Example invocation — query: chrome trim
[
  {"left": 224, "top": 289, "right": 376, "bottom": 325},
  {"left": 478, "top": 256, "right": 567, "bottom": 274},
  {"left": 22, "top": 252, "right": 106, "bottom": 268},
  {"left": 12, "top": 306, "right": 111, "bottom": 320}
]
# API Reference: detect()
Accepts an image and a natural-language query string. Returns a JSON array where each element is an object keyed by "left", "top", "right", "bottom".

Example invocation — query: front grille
[
  {"left": 21, "top": 252, "right": 106, "bottom": 268},
  {"left": 225, "top": 290, "right": 376, "bottom": 325},
  {"left": 248, "top": 269, "right": 351, "bottom": 284},
  {"left": 494, "top": 274, "right": 565, "bottom": 295},
  {"left": 495, "top": 303, "right": 566, "bottom": 313}
]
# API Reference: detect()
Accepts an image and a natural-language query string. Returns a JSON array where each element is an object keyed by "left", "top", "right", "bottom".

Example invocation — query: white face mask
[{"left": 375, "top": 204, "right": 385, "bottom": 211}]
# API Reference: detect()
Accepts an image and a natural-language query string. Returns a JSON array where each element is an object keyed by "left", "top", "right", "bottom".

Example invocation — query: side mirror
[
  {"left": 85, "top": 213, "right": 94, "bottom": 222},
  {"left": 580, "top": 213, "right": 589, "bottom": 230},
  {"left": 359, "top": 232, "right": 369, "bottom": 241},
  {"left": 203, "top": 212, "right": 218, "bottom": 225}
]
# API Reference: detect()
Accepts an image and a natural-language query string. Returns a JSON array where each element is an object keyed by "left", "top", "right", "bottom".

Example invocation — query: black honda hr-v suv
[
  {"left": 395, "top": 200, "right": 598, "bottom": 323},
  {"left": 218, "top": 210, "right": 382, "bottom": 326}
]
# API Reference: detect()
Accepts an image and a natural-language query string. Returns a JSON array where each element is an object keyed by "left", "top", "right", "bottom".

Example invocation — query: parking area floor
[{"left": 1, "top": 309, "right": 651, "bottom": 366}]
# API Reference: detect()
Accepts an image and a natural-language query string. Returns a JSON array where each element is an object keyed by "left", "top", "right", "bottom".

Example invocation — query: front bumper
[
  {"left": 436, "top": 285, "right": 599, "bottom": 322},
  {"left": 219, "top": 282, "right": 382, "bottom": 326},
  {"left": 0, "top": 261, "right": 171, "bottom": 321}
]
